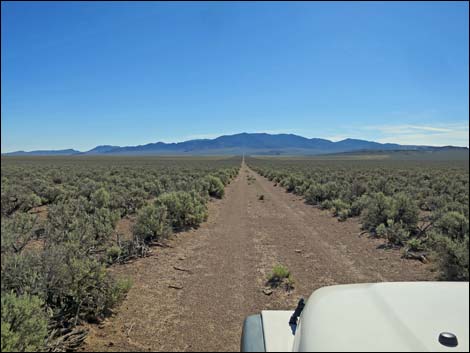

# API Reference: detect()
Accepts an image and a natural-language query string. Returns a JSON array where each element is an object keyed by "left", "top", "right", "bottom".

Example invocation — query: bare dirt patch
[{"left": 29, "top": 205, "right": 48, "bottom": 222}]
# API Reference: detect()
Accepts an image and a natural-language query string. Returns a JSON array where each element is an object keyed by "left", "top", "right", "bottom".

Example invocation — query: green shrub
[
  {"left": 41, "top": 243, "right": 128, "bottom": 322},
  {"left": 157, "top": 191, "right": 208, "bottom": 230},
  {"left": 338, "top": 209, "right": 350, "bottom": 222},
  {"left": 361, "top": 193, "right": 393, "bottom": 232},
  {"left": 0, "top": 155, "right": 242, "bottom": 348},
  {"left": 384, "top": 220, "right": 410, "bottom": 246},
  {"left": 320, "top": 199, "right": 334, "bottom": 210},
  {"left": 266, "top": 264, "right": 294, "bottom": 290},
  {"left": 389, "top": 193, "right": 419, "bottom": 233},
  {"left": 331, "top": 199, "right": 350, "bottom": 217},
  {"left": 281, "top": 175, "right": 303, "bottom": 193},
  {"left": 105, "top": 277, "right": 132, "bottom": 310},
  {"left": 1, "top": 252, "right": 43, "bottom": 297},
  {"left": 304, "top": 183, "right": 321, "bottom": 204},
  {"left": 406, "top": 238, "right": 425, "bottom": 252},
  {"left": 1, "top": 212, "right": 37, "bottom": 254},
  {"left": 305, "top": 182, "right": 338, "bottom": 205},
  {"left": 432, "top": 233, "right": 469, "bottom": 281},
  {"left": 106, "top": 246, "right": 122, "bottom": 264},
  {"left": 205, "top": 175, "right": 225, "bottom": 198},
  {"left": 1, "top": 292, "right": 48, "bottom": 352},
  {"left": 269, "top": 264, "right": 290, "bottom": 280},
  {"left": 90, "top": 188, "right": 110, "bottom": 208},
  {"left": 350, "top": 180, "right": 367, "bottom": 197},
  {"left": 133, "top": 204, "right": 170, "bottom": 243},
  {"left": 350, "top": 195, "right": 369, "bottom": 217},
  {"left": 435, "top": 211, "right": 469, "bottom": 241},
  {"left": 375, "top": 223, "right": 387, "bottom": 238}
]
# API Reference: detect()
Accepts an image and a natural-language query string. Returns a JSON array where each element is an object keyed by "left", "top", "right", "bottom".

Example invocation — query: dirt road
[{"left": 84, "top": 162, "right": 434, "bottom": 352}]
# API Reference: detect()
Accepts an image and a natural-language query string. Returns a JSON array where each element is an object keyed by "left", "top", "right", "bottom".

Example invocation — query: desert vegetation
[
  {"left": 247, "top": 156, "right": 469, "bottom": 281},
  {"left": 266, "top": 264, "right": 295, "bottom": 291},
  {"left": 1, "top": 156, "right": 240, "bottom": 351}
]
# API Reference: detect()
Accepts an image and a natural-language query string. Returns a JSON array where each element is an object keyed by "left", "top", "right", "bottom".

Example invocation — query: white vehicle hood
[{"left": 292, "top": 282, "right": 469, "bottom": 352}]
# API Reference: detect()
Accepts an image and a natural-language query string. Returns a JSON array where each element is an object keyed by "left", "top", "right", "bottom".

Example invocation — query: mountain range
[{"left": 3, "top": 133, "right": 468, "bottom": 156}]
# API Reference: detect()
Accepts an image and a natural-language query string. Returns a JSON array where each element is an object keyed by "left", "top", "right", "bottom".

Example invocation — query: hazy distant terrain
[{"left": 3, "top": 132, "right": 469, "bottom": 156}]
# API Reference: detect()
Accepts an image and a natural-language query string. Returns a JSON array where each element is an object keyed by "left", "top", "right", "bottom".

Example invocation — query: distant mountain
[
  {"left": 84, "top": 145, "right": 121, "bottom": 154},
  {"left": 3, "top": 133, "right": 468, "bottom": 156},
  {"left": 4, "top": 149, "right": 81, "bottom": 156}
]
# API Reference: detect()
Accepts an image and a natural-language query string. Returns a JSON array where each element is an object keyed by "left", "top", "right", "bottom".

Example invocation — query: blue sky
[{"left": 1, "top": 1, "right": 469, "bottom": 152}]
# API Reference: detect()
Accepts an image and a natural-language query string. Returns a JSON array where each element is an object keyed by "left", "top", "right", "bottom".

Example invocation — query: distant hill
[
  {"left": 3, "top": 133, "right": 469, "bottom": 156},
  {"left": 4, "top": 149, "right": 81, "bottom": 156}
]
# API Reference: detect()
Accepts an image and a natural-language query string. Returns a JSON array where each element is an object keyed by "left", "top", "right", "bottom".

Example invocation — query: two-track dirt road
[{"left": 84, "top": 162, "right": 434, "bottom": 352}]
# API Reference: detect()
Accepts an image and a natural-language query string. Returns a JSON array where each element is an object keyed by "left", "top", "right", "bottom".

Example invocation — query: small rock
[
  {"left": 108, "top": 342, "right": 114, "bottom": 347},
  {"left": 169, "top": 284, "right": 183, "bottom": 290},
  {"left": 262, "top": 288, "right": 273, "bottom": 296},
  {"left": 294, "top": 249, "right": 302, "bottom": 253}
]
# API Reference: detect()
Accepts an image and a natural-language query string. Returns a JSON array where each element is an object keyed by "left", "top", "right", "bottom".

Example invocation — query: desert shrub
[
  {"left": 371, "top": 176, "right": 394, "bottom": 195},
  {"left": 90, "top": 207, "right": 120, "bottom": 241},
  {"left": 1, "top": 213, "right": 37, "bottom": 254},
  {"left": 350, "top": 180, "right": 367, "bottom": 198},
  {"left": 320, "top": 199, "right": 334, "bottom": 210},
  {"left": 434, "top": 211, "right": 469, "bottom": 241},
  {"left": 78, "top": 178, "right": 98, "bottom": 199},
  {"left": 305, "top": 182, "right": 338, "bottom": 205},
  {"left": 1, "top": 292, "right": 48, "bottom": 352},
  {"left": 46, "top": 197, "right": 119, "bottom": 246},
  {"left": 106, "top": 246, "right": 122, "bottom": 264},
  {"left": 1, "top": 187, "right": 42, "bottom": 216},
  {"left": 143, "top": 180, "right": 163, "bottom": 197},
  {"left": 431, "top": 233, "right": 469, "bottom": 281},
  {"left": 133, "top": 204, "right": 170, "bottom": 243},
  {"left": 19, "top": 193, "right": 42, "bottom": 212},
  {"left": 41, "top": 242, "right": 128, "bottom": 322},
  {"left": 375, "top": 223, "right": 388, "bottom": 238},
  {"left": 304, "top": 183, "right": 325, "bottom": 205},
  {"left": 106, "top": 277, "right": 132, "bottom": 309},
  {"left": 1, "top": 252, "right": 43, "bottom": 297},
  {"left": 269, "top": 264, "right": 290, "bottom": 280},
  {"left": 294, "top": 181, "right": 310, "bottom": 195},
  {"left": 1, "top": 202, "right": 134, "bottom": 325},
  {"left": 205, "top": 175, "right": 225, "bottom": 198},
  {"left": 281, "top": 175, "right": 303, "bottom": 193},
  {"left": 331, "top": 199, "right": 350, "bottom": 217},
  {"left": 338, "top": 209, "right": 350, "bottom": 222},
  {"left": 389, "top": 193, "right": 419, "bottom": 233},
  {"left": 90, "top": 187, "right": 110, "bottom": 208},
  {"left": 406, "top": 238, "right": 425, "bottom": 252},
  {"left": 384, "top": 220, "right": 410, "bottom": 246},
  {"left": 157, "top": 191, "right": 208, "bottom": 230},
  {"left": 247, "top": 156, "right": 468, "bottom": 279},
  {"left": 266, "top": 264, "right": 294, "bottom": 290},
  {"left": 42, "top": 186, "right": 62, "bottom": 204},
  {"left": 361, "top": 193, "right": 393, "bottom": 232},
  {"left": 350, "top": 195, "right": 369, "bottom": 217},
  {"left": 1, "top": 155, "right": 242, "bottom": 350}
]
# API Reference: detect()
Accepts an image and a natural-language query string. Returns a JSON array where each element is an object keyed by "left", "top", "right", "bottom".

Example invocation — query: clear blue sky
[{"left": 1, "top": 1, "right": 469, "bottom": 152}]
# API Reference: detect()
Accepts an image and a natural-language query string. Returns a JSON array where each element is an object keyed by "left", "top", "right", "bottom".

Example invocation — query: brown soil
[
  {"left": 82, "top": 163, "right": 435, "bottom": 352},
  {"left": 29, "top": 205, "right": 48, "bottom": 222}
]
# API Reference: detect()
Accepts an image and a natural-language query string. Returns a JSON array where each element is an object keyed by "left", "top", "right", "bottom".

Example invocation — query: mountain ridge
[{"left": 3, "top": 133, "right": 468, "bottom": 156}]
